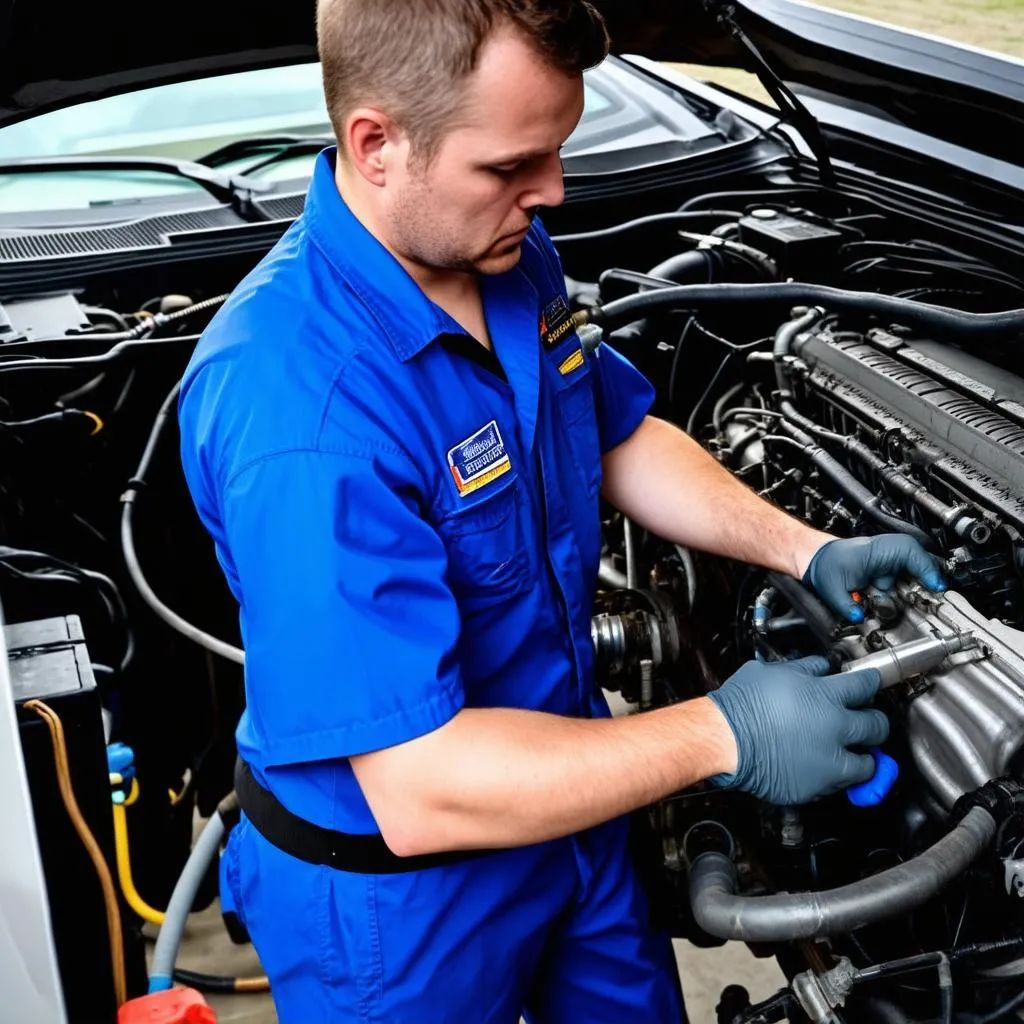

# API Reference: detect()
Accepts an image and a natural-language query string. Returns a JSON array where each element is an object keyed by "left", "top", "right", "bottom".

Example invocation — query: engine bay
[
  {"left": 4, "top": 161, "right": 1024, "bottom": 1021},
  {"left": 563, "top": 189, "right": 1024, "bottom": 1022}
]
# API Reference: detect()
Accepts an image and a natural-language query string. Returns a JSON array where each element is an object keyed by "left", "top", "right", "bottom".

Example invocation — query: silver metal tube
[
  {"left": 842, "top": 634, "right": 972, "bottom": 689},
  {"left": 624, "top": 517, "right": 638, "bottom": 590},
  {"left": 674, "top": 544, "right": 697, "bottom": 610},
  {"left": 598, "top": 558, "right": 627, "bottom": 590}
]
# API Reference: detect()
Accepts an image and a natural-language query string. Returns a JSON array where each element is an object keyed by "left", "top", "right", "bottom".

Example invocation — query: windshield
[{"left": 0, "top": 64, "right": 617, "bottom": 214}]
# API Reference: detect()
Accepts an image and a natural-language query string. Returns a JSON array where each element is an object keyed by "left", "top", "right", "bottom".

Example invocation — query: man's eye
[{"left": 488, "top": 164, "right": 520, "bottom": 178}]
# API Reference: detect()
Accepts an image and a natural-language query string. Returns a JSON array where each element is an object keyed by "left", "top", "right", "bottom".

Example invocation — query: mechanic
[{"left": 177, "top": 1, "right": 948, "bottom": 1021}]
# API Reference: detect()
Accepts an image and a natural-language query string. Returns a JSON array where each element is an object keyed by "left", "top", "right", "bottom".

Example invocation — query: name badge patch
[
  {"left": 539, "top": 295, "right": 575, "bottom": 348},
  {"left": 447, "top": 420, "right": 512, "bottom": 497}
]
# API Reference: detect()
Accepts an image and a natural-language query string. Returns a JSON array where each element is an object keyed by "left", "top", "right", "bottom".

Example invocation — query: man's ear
[{"left": 344, "top": 107, "right": 405, "bottom": 187}]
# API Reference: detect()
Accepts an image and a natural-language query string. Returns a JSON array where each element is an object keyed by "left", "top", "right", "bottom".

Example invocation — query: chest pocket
[
  {"left": 437, "top": 472, "right": 532, "bottom": 604},
  {"left": 553, "top": 350, "right": 602, "bottom": 497}
]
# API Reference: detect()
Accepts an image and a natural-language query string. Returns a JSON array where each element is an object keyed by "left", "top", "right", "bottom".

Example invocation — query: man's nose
[{"left": 520, "top": 151, "right": 565, "bottom": 210}]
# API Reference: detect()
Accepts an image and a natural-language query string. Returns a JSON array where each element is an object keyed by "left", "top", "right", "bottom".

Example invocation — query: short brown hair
[{"left": 316, "top": 0, "right": 609, "bottom": 163}]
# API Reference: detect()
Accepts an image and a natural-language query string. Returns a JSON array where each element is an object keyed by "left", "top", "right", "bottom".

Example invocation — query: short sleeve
[
  {"left": 222, "top": 447, "right": 464, "bottom": 766},
  {"left": 590, "top": 341, "right": 655, "bottom": 454}
]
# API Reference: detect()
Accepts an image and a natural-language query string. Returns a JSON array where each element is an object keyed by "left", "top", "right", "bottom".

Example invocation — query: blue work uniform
[{"left": 178, "top": 148, "right": 685, "bottom": 1024}]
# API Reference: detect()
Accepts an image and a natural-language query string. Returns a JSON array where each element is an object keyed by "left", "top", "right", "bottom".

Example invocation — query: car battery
[
  {"left": 737, "top": 208, "right": 844, "bottom": 279},
  {"left": 10, "top": 615, "right": 147, "bottom": 1023}
]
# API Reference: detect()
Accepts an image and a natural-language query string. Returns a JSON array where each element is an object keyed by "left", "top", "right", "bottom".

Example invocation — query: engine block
[{"left": 840, "top": 584, "right": 1024, "bottom": 810}]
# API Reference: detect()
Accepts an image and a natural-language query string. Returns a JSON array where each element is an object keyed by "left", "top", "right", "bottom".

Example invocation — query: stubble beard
[{"left": 390, "top": 187, "right": 526, "bottom": 277}]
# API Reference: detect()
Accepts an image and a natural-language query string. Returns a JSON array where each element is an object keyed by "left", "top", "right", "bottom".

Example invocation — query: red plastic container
[{"left": 118, "top": 988, "right": 217, "bottom": 1024}]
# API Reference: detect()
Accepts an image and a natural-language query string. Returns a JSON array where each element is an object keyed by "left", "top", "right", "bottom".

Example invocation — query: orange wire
[
  {"left": 24, "top": 700, "right": 128, "bottom": 1006},
  {"left": 234, "top": 976, "right": 271, "bottom": 993}
]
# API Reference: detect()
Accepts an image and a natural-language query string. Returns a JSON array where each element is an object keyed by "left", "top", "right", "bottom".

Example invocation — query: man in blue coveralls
[{"left": 177, "top": 1, "right": 948, "bottom": 1020}]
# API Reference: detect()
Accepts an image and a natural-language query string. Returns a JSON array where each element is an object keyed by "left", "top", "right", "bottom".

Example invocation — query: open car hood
[{"left": 1, "top": 0, "right": 1023, "bottom": 167}]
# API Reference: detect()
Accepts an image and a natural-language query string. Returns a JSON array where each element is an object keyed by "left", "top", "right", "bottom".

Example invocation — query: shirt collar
[{"left": 302, "top": 147, "right": 459, "bottom": 362}]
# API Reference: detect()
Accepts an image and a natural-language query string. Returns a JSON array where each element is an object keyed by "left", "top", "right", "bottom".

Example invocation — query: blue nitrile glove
[
  {"left": 707, "top": 655, "right": 889, "bottom": 805},
  {"left": 803, "top": 535, "right": 946, "bottom": 623}
]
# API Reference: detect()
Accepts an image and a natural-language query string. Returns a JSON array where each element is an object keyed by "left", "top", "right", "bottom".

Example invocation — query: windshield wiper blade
[
  {"left": 704, "top": 0, "right": 836, "bottom": 188},
  {"left": 0, "top": 154, "right": 275, "bottom": 220},
  {"left": 197, "top": 134, "right": 334, "bottom": 171}
]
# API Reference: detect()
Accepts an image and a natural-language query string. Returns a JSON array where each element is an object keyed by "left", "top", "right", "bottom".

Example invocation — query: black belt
[{"left": 234, "top": 758, "right": 495, "bottom": 874}]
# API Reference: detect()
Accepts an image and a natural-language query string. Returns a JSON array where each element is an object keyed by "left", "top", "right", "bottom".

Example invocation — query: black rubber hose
[
  {"left": 172, "top": 968, "right": 269, "bottom": 994},
  {"left": 647, "top": 250, "right": 714, "bottom": 283},
  {"left": 863, "top": 998, "right": 916, "bottom": 1024},
  {"left": 766, "top": 571, "right": 841, "bottom": 646},
  {"left": 688, "top": 807, "right": 996, "bottom": 942},
  {"left": 580, "top": 283, "right": 1024, "bottom": 340},
  {"left": 976, "top": 987, "right": 1024, "bottom": 1023}
]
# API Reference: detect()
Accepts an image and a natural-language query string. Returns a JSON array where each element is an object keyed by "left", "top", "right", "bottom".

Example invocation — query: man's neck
[{"left": 334, "top": 161, "right": 489, "bottom": 347}]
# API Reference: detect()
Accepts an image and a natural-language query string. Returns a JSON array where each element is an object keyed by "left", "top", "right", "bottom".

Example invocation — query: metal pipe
[
  {"left": 598, "top": 558, "right": 628, "bottom": 590},
  {"left": 773, "top": 307, "right": 823, "bottom": 392},
  {"left": 624, "top": 518, "right": 638, "bottom": 590},
  {"left": 841, "top": 633, "right": 975, "bottom": 689},
  {"left": 674, "top": 544, "right": 698, "bottom": 610},
  {"left": 689, "top": 807, "right": 996, "bottom": 942}
]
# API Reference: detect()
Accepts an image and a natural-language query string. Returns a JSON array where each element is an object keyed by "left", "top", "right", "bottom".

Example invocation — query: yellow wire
[
  {"left": 83, "top": 411, "right": 104, "bottom": 435},
  {"left": 168, "top": 769, "right": 191, "bottom": 807},
  {"left": 25, "top": 700, "right": 128, "bottom": 1006},
  {"left": 123, "top": 777, "right": 140, "bottom": 807},
  {"left": 111, "top": 802, "right": 165, "bottom": 926}
]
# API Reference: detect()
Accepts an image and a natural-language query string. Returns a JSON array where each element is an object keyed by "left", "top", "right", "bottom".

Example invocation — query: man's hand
[
  {"left": 802, "top": 534, "right": 947, "bottom": 623},
  {"left": 706, "top": 656, "right": 889, "bottom": 805}
]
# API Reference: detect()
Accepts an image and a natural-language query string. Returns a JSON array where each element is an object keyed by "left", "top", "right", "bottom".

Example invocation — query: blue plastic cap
[
  {"left": 106, "top": 741, "right": 136, "bottom": 781},
  {"left": 847, "top": 749, "right": 899, "bottom": 807},
  {"left": 147, "top": 974, "right": 173, "bottom": 994}
]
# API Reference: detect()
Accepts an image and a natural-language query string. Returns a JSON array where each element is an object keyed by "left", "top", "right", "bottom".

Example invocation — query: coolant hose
[
  {"left": 688, "top": 807, "right": 995, "bottom": 942},
  {"left": 772, "top": 306, "right": 823, "bottom": 392},
  {"left": 581, "top": 282, "right": 1024, "bottom": 340},
  {"left": 148, "top": 808, "right": 229, "bottom": 992},
  {"left": 646, "top": 250, "right": 712, "bottom": 283}
]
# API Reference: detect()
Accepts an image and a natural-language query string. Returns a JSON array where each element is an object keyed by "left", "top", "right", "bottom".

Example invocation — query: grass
[{"left": 668, "top": 0, "right": 1024, "bottom": 107}]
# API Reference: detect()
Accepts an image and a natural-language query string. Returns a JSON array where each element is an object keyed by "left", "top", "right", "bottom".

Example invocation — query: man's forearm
[
  {"left": 602, "top": 415, "right": 829, "bottom": 579},
  {"left": 350, "top": 698, "right": 736, "bottom": 857}
]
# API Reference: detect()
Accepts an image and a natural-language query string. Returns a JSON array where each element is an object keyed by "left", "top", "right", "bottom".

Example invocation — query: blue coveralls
[{"left": 178, "top": 148, "right": 685, "bottom": 1024}]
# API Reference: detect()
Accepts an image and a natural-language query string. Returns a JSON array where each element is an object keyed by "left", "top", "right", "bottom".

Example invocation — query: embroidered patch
[
  {"left": 558, "top": 347, "right": 585, "bottom": 376},
  {"left": 447, "top": 420, "right": 512, "bottom": 497},
  {"left": 539, "top": 295, "right": 575, "bottom": 348}
]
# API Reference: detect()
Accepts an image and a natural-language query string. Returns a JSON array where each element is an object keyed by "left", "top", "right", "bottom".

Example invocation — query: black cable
[
  {"left": 976, "top": 987, "right": 1024, "bottom": 1023},
  {"left": 668, "top": 317, "right": 695, "bottom": 406},
  {"left": 172, "top": 968, "right": 268, "bottom": 994},
  {"left": 0, "top": 547, "right": 134, "bottom": 672},
  {"left": 686, "top": 352, "right": 734, "bottom": 437},
  {"left": 551, "top": 210, "right": 744, "bottom": 245},
  {"left": 580, "top": 282, "right": 1024, "bottom": 341},
  {"left": 0, "top": 335, "right": 199, "bottom": 374}
]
